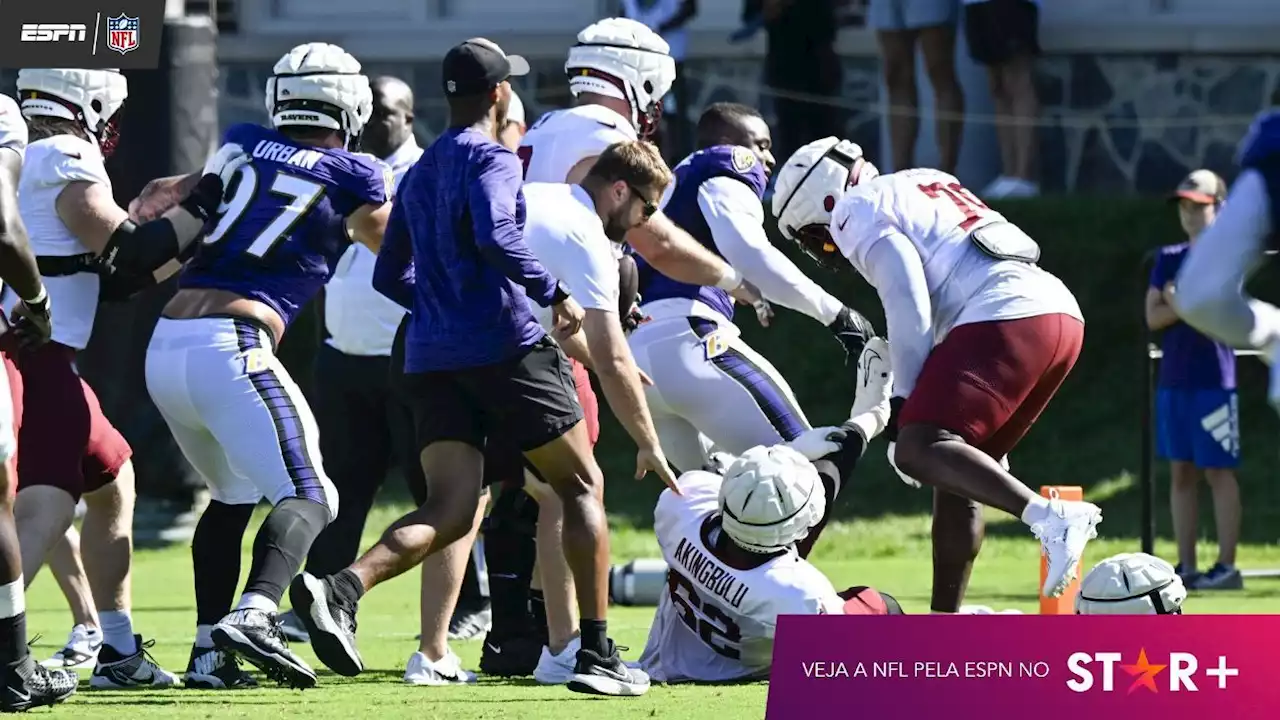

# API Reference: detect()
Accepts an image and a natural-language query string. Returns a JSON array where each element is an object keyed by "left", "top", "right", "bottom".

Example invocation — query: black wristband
[{"left": 550, "top": 281, "right": 571, "bottom": 305}]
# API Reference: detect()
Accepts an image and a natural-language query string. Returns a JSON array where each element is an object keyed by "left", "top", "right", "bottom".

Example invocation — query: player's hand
[
  {"left": 636, "top": 446, "right": 680, "bottom": 495},
  {"left": 729, "top": 278, "right": 764, "bottom": 307},
  {"left": 129, "top": 174, "right": 198, "bottom": 223},
  {"left": 828, "top": 306, "right": 876, "bottom": 366},
  {"left": 752, "top": 298, "right": 774, "bottom": 328},
  {"left": 10, "top": 291, "right": 52, "bottom": 350},
  {"left": 203, "top": 142, "right": 250, "bottom": 186},
  {"left": 1162, "top": 281, "right": 1177, "bottom": 306},
  {"left": 552, "top": 296, "right": 585, "bottom": 336},
  {"left": 886, "top": 441, "right": 922, "bottom": 489},
  {"left": 621, "top": 303, "right": 649, "bottom": 334},
  {"left": 786, "top": 425, "right": 847, "bottom": 461}
]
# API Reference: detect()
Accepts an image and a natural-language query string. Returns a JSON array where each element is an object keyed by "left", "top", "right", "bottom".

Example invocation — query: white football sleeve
[
  {"left": 862, "top": 232, "right": 935, "bottom": 398},
  {"left": 698, "top": 177, "right": 844, "bottom": 325},
  {"left": 0, "top": 95, "right": 27, "bottom": 158}
]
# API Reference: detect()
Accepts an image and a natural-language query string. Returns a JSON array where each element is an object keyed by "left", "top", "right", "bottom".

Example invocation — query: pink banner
[{"left": 767, "top": 615, "right": 1278, "bottom": 719}]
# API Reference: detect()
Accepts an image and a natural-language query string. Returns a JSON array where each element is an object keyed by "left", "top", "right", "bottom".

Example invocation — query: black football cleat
[{"left": 1, "top": 655, "right": 77, "bottom": 712}]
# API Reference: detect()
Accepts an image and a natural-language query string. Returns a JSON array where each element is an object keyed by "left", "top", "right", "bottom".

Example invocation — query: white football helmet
[
  {"left": 265, "top": 43, "right": 372, "bottom": 148},
  {"left": 566, "top": 18, "right": 676, "bottom": 137},
  {"left": 16, "top": 69, "right": 128, "bottom": 154},
  {"left": 507, "top": 90, "right": 526, "bottom": 129},
  {"left": 719, "top": 445, "right": 826, "bottom": 554},
  {"left": 1075, "top": 553, "right": 1187, "bottom": 615},
  {"left": 771, "top": 137, "right": 879, "bottom": 269}
]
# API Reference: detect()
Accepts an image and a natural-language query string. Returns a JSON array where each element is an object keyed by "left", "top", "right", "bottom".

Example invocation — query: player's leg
[
  {"left": 478, "top": 481, "right": 542, "bottom": 677},
  {"left": 654, "top": 320, "right": 810, "bottom": 456},
  {"left": 629, "top": 320, "right": 728, "bottom": 472},
  {"left": 43, "top": 527, "right": 103, "bottom": 670},
  {"left": 0, "top": 352, "right": 77, "bottom": 710},
  {"left": 895, "top": 314, "right": 1101, "bottom": 598},
  {"left": 290, "top": 366, "right": 487, "bottom": 678},
  {"left": 405, "top": 497, "right": 486, "bottom": 686},
  {"left": 509, "top": 339, "right": 647, "bottom": 695}
]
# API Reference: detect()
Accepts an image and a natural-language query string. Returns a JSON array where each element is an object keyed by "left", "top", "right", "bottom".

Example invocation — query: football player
[
  {"left": 505, "top": 17, "right": 769, "bottom": 684},
  {"left": 10, "top": 68, "right": 229, "bottom": 689},
  {"left": 640, "top": 339, "right": 899, "bottom": 683},
  {"left": 629, "top": 102, "right": 875, "bottom": 473},
  {"left": 1172, "top": 110, "right": 1280, "bottom": 415},
  {"left": 771, "top": 138, "right": 1102, "bottom": 610},
  {"left": 143, "top": 43, "right": 390, "bottom": 689},
  {"left": 0, "top": 90, "right": 78, "bottom": 711}
]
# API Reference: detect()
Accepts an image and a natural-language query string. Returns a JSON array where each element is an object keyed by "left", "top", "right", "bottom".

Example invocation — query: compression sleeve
[
  {"left": 862, "top": 232, "right": 935, "bottom": 399},
  {"left": 699, "top": 177, "right": 844, "bottom": 325}
]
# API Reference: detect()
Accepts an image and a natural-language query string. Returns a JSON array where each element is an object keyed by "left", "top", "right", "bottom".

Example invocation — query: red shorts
[
  {"left": 898, "top": 314, "right": 1084, "bottom": 460},
  {"left": 12, "top": 342, "right": 132, "bottom": 500},
  {"left": 838, "top": 586, "right": 904, "bottom": 615},
  {"left": 486, "top": 358, "right": 600, "bottom": 487}
]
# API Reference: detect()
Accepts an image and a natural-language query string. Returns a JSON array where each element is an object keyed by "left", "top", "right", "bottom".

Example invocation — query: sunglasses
[{"left": 627, "top": 184, "right": 659, "bottom": 218}]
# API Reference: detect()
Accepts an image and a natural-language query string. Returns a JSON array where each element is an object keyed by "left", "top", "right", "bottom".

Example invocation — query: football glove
[
  {"left": 828, "top": 306, "right": 876, "bottom": 367},
  {"left": 180, "top": 143, "right": 251, "bottom": 223},
  {"left": 9, "top": 288, "right": 51, "bottom": 350},
  {"left": 785, "top": 425, "right": 847, "bottom": 461},
  {"left": 886, "top": 441, "right": 922, "bottom": 489}
]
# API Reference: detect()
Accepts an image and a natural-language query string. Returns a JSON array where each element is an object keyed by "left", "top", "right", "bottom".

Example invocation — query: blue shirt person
[{"left": 1145, "top": 168, "right": 1242, "bottom": 591}]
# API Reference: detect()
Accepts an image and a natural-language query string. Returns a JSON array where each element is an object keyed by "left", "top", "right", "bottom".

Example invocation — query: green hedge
[{"left": 280, "top": 198, "right": 1280, "bottom": 539}]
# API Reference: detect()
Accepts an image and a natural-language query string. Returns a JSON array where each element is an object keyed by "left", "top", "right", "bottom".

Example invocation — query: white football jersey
[
  {"left": 0, "top": 95, "right": 27, "bottom": 303},
  {"left": 639, "top": 470, "right": 843, "bottom": 683},
  {"left": 521, "top": 183, "right": 620, "bottom": 332},
  {"left": 830, "top": 168, "right": 1082, "bottom": 341},
  {"left": 518, "top": 104, "right": 636, "bottom": 183},
  {"left": 15, "top": 134, "right": 111, "bottom": 349}
]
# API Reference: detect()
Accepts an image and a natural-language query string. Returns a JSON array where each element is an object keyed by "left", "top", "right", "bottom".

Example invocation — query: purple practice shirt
[
  {"left": 374, "top": 126, "right": 559, "bottom": 372},
  {"left": 1150, "top": 242, "right": 1236, "bottom": 390}
]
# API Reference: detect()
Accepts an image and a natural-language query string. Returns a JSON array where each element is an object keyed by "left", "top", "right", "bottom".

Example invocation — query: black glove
[
  {"left": 828, "top": 306, "right": 876, "bottom": 364},
  {"left": 177, "top": 173, "right": 226, "bottom": 224},
  {"left": 885, "top": 396, "right": 906, "bottom": 443},
  {"left": 9, "top": 291, "right": 52, "bottom": 350}
]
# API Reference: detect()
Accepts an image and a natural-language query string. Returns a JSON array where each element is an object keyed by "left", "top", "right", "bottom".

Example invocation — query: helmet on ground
[
  {"left": 566, "top": 18, "right": 676, "bottom": 138},
  {"left": 719, "top": 445, "right": 826, "bottom": 553},
  {"left": 771, "top": 137, "right": 879, "bottom": 270},
  {"left": 265, "top": 42, "right": 372, "bottom": 148},
  {"left": 1075, "top": 553, "right": 1187, "bottom": 615},
  {"left": 17, "top": 69, "right": 128, "bottom": 156}
]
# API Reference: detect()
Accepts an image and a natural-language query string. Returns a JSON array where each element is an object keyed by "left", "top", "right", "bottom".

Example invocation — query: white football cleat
[
  {"left": 849, "top": 337, "right": 892, "bottom": 441},
  {"left": 1032, "top": 496, "right": 1103, "bottom": 597},
  {"left": 43, "top": 624, "right": 102, "bottom": 671},
  {"left": 403, "top": 650, "right": 476, "bottom": 686}
]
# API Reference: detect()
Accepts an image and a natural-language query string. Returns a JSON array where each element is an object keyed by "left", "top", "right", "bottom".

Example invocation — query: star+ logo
[{"left": 1066, "top": 649, "right": 1238, "bottom": 694}]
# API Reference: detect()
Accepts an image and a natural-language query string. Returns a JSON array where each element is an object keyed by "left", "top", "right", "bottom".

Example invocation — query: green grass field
[{"left": 20, "top": 500, "right": 1280, "bottom": 719}]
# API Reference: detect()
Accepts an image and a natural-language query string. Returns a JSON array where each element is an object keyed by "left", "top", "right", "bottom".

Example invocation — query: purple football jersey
[{"left": 179, "top": 123, "right": 391, "bottom": 326}]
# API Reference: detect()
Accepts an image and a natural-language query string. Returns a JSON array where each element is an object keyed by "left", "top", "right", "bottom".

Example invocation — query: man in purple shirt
[
  {"left": 291, "top": 38, "right": 653, "bottom": 696},
  {"left": 1146, "top": 169, "right": 1243, "bottom": 592}
]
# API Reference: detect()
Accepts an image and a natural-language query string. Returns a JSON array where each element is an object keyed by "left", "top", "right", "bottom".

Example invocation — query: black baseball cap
[{"left": 442, "top": 38, "right": 529, "bottom": 96}]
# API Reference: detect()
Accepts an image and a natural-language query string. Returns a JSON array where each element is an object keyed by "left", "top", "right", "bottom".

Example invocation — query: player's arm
[
  {"left": 128, "top": 172, "right": 200, "bottom": 222},
  {"left": 862, "top": 232, "right": 934, "bottom": 400},
  {"left": 699, "top": 177, "right": 844, "bottom": 323},
  {"left": 346, "top": 201, "right": 390, "bottom": 254},
  {"left": 371, "top": 198, "right": 414, "bottom": 310},
  {"left": 1145, "top": 257, "right": 1180, "bottom": 331},
  {"left": 569, "top": 154, "right": 753, "bottom": 295},
  {"left": 574, "top": 238, "right": 661, "bottom": 452},
  {"left": 470, "top": 151, "right": 562, "bottom": 306},
  {"left": 0, "top": 149, "right": 45, "bottom": 304}
]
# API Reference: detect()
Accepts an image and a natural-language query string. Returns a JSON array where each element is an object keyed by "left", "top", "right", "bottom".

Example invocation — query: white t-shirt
[
  {"left": 519, "top": 104, "right": 636, "bottom": 184},
  {"left": 639, "top": 470, "right": 844, "bottom": 684},
  {"left": 16, "top": 134, "right": 112, "bottom": 350},
  {"left": 521, "top": 183, "right": 620, "bottom": 332},
  {"left": 323, "top": 138, "right": 417, "bottom": 356},
  {"left": 830, "top": 168, "right": 1082, "bottom": 398}
]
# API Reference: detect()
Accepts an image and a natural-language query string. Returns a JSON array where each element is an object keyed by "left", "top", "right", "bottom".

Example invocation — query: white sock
[
  {"left": 1021, "top": 497, "right": 1051, "bottom": 527},
  {"left": 235, "top": 592, "right": 278, "bottom": 614},
  {"left": 195, "top": 624, "right": 215, "bottom": 649},
  {"left": 99, "top": 610, "right": 137, "bottom": 655},
  {"left": 0, "top": 577, "right": 24, "bottom": 620}
]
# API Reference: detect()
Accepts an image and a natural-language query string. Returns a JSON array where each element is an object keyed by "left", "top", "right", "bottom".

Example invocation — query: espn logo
[{"left": 20, "top": 23, "right": 88, "bottom": 43}]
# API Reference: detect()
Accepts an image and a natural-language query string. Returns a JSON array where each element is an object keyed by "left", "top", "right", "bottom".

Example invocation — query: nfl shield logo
[{"left": 106, "top": 14, "right": 139, "bottom": 55}]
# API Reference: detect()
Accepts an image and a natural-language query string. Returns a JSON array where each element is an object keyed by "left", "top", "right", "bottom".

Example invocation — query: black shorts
[
  {"left": 964, "top": 0, "right": 1040, "bottom": 66},
  {"left": 401, "top": 332, "right": 583, "bottom": 467}
]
